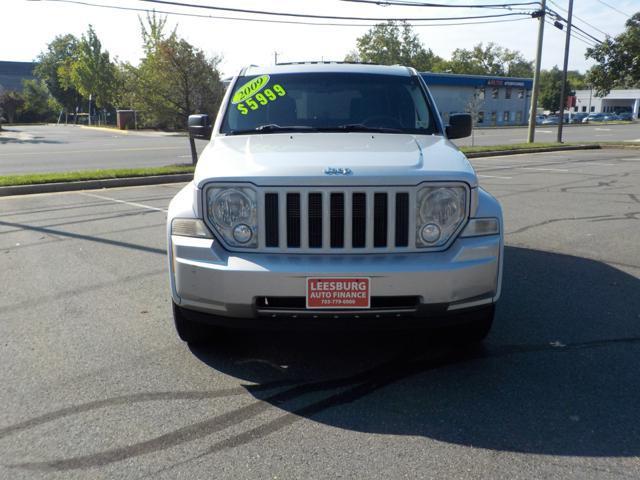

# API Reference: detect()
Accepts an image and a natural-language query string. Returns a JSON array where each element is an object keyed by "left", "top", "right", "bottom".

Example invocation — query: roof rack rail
[{"left": 274, "top": 60, "right": 388, "bottom": 66}]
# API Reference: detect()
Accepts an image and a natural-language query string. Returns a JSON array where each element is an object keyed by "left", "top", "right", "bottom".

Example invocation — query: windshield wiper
[
  {"left": 319, "top": 124, "right": 404, "bottom": 134},
  {"left": 227, "top": 124, "right": 317, "bottom": 135}
]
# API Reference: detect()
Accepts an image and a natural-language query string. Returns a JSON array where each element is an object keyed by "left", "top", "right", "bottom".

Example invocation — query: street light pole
[
  {"left": 527, "top": 0, "right": 547, "bottom": 143},
  {"left": 557, "top": 0, "right": 574, "bottom": 143}
]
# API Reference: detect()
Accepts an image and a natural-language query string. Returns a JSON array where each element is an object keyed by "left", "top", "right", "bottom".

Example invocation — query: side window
[
  {"left": 518, "top": 88, "right": 524, "bottom": 99},
  {"left": 478, "top": 87, "right": 485, "bottom": 99},
  {"left": 590, "top": 106, "right": 595, "bottom": 112},
  {"left": 516, "top": 111, "right": 522, "bottom": 123},
  {"left": 478, "top": 111, "right": 484, "bottom": 123},
  {"left": 492, "top": 88, "right": 499, "bottom": 99},
  {"left": 582, "top": 106, "right": 587, "bottom": 112},
  {"left": 503, "top": 111, "right": 510, "bottom": 122},
  {"left": 505, "top": 87, "right": 512, "bottom": 99},
  {"left": 491, "top": 111, "right": 497, "bottom": 125}
]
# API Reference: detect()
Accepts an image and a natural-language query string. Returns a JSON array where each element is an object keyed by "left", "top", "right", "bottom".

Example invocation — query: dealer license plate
[{"left": 306, "top": 277, "right": 370, "bottom": 309}]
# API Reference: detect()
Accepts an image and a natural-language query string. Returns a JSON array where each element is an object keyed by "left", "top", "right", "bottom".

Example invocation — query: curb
[
  {"left": 80, "top": 125, "right": 129, "bottom": 135},
  {"left": 0, "top": 173, "right": 193, "bottom": 197},
  {"left": 464, "top": 144, "right": 601, "bottom": 158}
]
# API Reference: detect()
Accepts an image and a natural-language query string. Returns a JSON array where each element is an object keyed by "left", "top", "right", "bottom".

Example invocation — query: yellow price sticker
[
  {"left": 236, "top": 84, "right": 288, "bottom": 115},
  {"left": 231, "top": 75, "right": 270, "bottom": 105}
]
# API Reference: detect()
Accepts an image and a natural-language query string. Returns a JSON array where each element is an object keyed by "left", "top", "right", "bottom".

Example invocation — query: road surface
[{"left": 1, "top": 149, "right": 638, "bottom": 479}]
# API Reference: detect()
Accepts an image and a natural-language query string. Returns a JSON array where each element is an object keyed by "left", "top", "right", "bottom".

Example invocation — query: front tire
[
  {"left": 449, "top": 304, "right": 495, "bottom": 344},
  {"left": 173, "top": 301, "right": 215, "bottom": 344}
]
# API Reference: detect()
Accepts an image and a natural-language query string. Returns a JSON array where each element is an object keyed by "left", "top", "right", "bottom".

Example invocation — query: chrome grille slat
[
  {"left": 344, "top": 192, "right": 353, "bottom": 251},
  {"left": 365, "top": 191, "right": 375, "bottom": 249},
  {"left": 278, "top": 191, "right": 287, "bottom": 248},
  {"left": 322, "top": 192, "right": 331, "bottom": 249},
  {"left": 300, "top": 193, "right": 309, "bottom": 249},
  {"left": 387, "top": 192, "right": 396, "bottom": 248}
]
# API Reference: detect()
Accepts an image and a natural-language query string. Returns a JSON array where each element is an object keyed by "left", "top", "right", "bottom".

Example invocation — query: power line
[
  {"left": 339, "top": 0, "right": 540, "bottom": 9},
  {"left": 547, "top": 8, "right": 603, "bottom": 44},
  {"left": 544, "top": 17, "right": 597, "bottom": 47},
  {"left": 595, "top": 0, "right": 632, "bottom": 19},
  {"left": 35, "top": 0, "right": 533, "bottom": 27},
  {"left": 138, "top": 0, "right": 534, "bottom": 22},
  {"left": 547, "top": 0, "right": 612, "bottom": 37}
]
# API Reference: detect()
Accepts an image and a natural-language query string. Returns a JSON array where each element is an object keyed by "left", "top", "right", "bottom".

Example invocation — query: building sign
[{"left": 486, "top": 79, "right": 526, "bottom": 87}]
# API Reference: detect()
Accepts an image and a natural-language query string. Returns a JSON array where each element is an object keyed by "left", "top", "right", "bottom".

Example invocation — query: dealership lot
[{"left": 0, "top": 149, "right": 639, "bottom": 479}]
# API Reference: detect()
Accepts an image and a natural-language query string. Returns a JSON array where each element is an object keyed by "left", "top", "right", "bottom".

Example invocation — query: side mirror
[
  {"left": 188, "top": 114, "right": 212, "bottom": 140},
  {"left": 446, "top": 113, "right": 472, "bottom": 140}
]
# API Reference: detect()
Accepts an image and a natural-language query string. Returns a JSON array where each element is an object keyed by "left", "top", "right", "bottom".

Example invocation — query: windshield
[{"left": 220, "top": 72, "right": 438, "bottom": 135}]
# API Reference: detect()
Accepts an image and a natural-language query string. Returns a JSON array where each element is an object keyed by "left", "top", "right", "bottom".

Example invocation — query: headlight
[
  {"left": 206, "top": 186, "right": 258, "bottom": 247},
  {"left": 416, "top": 186, "right": 467, "bottom": 247}
]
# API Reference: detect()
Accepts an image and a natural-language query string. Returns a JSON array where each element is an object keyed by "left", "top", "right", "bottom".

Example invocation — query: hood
[{"left": 193, "top": 132, "right": 477, "bottom": 188}]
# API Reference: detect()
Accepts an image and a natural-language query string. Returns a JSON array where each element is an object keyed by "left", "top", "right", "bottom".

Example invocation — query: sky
[{"left": 1, "top": 0, "right": 637, "bottom": 77}]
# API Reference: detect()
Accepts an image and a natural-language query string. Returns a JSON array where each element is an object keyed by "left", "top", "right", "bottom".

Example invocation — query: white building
[{"left": 573, "top": 88, "right": 640, "bottom": 118}]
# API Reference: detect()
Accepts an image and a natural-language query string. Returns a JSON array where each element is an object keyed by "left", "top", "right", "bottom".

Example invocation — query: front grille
[{"left": 261, "top": 187, "right": 415, "bottom": 252}]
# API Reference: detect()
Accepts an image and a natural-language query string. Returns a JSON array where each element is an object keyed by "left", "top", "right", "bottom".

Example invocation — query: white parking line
[
  {"left": 522, "top": 167, "right": 569, "bottom": 172},
  {"left": 478, "top": 174, "right": 512, "bottom": 179},
  {"left": 79, "top": 192, "right": 168, "bottom": 212}
]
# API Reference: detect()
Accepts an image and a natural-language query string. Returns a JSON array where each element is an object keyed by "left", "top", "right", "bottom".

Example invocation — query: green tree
[
  {"left": 70, "top": 25, "right": 117, "bottom": 109},
  {"left": 586, "top": 12, "right": 640, "bottom": 95},
  {"left": 448, "top": 42, "right": 533, "bottom": 77},
  {"left": 34, "top": 34, "right": 82, "bottom": 114},
  {"left": 0, "top": 91, "right": 25, "bottom": 123},
  {"left": 20, "top": 79, "right": 59, "bottom": 122},
  {"left": 538, "top": 67, "right": 586, "bottom": 112},
  {"left": 345, "top": 21, "right": 445, "bottom": 71},
  {"left": 127, "top": 14, "right": 225, "bottom": 129}
]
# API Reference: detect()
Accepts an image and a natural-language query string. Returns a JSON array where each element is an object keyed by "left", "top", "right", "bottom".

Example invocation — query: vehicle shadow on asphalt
[{"left": 191, "top": 246, "right": 640, "bottom": 457}]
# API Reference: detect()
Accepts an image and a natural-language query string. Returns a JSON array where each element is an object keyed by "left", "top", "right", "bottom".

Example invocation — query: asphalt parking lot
[
  {"left": 0, "top": 149, "right": 639, "bottom": 479},
  {"left": 0, "top": 125, "right": 205, "bottom": 175}
]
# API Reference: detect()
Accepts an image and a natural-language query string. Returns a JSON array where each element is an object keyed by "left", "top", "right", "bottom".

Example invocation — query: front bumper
[{"left": 169, "top": 232, "right": 502, "bottom": 326}]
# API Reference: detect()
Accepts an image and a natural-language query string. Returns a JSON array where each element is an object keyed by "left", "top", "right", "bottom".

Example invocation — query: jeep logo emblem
[{"left": 324, "top": 167, "right": 353, "bottom": 176}]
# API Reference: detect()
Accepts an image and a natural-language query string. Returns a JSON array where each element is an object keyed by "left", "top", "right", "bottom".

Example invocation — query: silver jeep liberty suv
[{"left": 167, "top": 63, "right": 503, "bottom": 343}]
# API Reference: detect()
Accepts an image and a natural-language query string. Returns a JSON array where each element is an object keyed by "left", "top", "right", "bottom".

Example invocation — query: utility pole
[
  {"left": 557, "top": 0, "right": 574, "bottom": 143},
  {"left": 527, "top": 0, "right": 547, "bottom": 143}
]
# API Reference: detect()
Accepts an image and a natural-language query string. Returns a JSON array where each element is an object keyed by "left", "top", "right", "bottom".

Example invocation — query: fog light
[
  {"left": 233, "top": 223, "right": 253, "bottom": 243},
  {"left": 420, "top": 223, "right": 441, "bottom": 243}
]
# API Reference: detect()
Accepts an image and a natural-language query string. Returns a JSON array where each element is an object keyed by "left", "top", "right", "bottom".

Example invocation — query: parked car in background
[
  {"left": 168, "top": 63, "right": 503, "bottom": 345},
  {"left": 570, "top": 113, "right": 588, "bottom": 123},
  {"left": 582, "top": 113, "right": 609, "bottom": 123},
  {"left": 617, "top": 112, "right": 634, "bottom": 121},
  {"left": 535, "top": 114, "right": 545, "bottom": 124},
  {"left": 541, "top": 115, "right": 559, "bottom": 125}
]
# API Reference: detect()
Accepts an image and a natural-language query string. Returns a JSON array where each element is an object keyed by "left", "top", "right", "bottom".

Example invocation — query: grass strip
[{"left": 0, "top": 165, "right": 195, "bottom": 187}]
